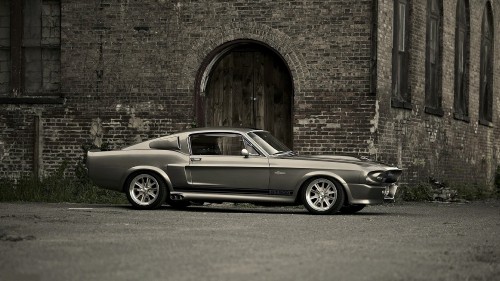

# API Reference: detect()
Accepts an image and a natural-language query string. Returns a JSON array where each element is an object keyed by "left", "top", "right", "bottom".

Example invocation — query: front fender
[
  {"left": 294, "top": 171, "right": 354, "bottom": 203},
  {"left": 121, "top": 166, "right": 174, "bottom": 192}
]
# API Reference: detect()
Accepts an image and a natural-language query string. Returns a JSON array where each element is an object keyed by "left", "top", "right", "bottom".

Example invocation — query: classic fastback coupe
[{"left": 87, "top": 127, "right": 401, "bottom": 214}]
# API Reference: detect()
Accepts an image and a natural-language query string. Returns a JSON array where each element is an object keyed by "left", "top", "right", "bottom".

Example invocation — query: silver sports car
[{"left": 87, "top": 127, "right": 401, "bottom": 214}]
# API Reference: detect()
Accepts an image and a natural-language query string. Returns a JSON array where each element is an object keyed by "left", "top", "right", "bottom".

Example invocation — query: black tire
[
  {"left": 301, "top": 177, "right": 345, "bottom": 215},
  {"left": 125, "top": 172, "right": 167, "bottom": 210},
  {"left": 339, "top": 204, "right": 366, "bottom": 214}
]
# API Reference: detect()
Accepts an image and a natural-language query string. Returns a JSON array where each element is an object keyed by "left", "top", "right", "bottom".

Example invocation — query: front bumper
[
  {"left": 347, "top": 183, "right": 398, "bottom": 205},
  {"left": 383, "top": 183, "right": 398, "bottom": 202}
]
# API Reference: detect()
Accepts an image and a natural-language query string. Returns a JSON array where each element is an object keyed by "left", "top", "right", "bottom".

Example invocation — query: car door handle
[{"left": 191, "top": 157, "right": 202, "bottom": 161}]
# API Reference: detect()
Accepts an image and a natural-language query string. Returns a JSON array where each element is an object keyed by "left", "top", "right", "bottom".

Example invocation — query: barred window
[
  {"left": 0, "top": 0, "right": 10, "bottom": 94},
  {"left": 0, "top": 0, "right": 60, "bottom": 97}
]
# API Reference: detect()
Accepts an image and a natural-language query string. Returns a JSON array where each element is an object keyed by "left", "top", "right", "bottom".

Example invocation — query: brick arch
[
  {"left": 197, "top": 39, "right": 292, "bottom": 98},
  {"left": 179, "top": 23, "right": 310, "bottom": 124}
]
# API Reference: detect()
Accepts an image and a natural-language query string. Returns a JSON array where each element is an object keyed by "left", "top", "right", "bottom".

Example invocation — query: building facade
[{"left": 0, "top": 0, "right": 499, "bottom": 187}]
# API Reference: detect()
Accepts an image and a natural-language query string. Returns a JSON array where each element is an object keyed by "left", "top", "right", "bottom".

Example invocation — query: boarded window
[
  {"left": 424, "top": 0, "right": 443, "bottom": 116},
  {"left": 453, "top": 0, "right": 470, "bottom": 121},
  {"left": 2, "top": 0, "right": 60, "bottom": 96},
  {"left": 479, "top": 2, "right": 494, "bottom": 125},
  {"left": 391, "top": 0, "right": 411, "bottom": 109}
]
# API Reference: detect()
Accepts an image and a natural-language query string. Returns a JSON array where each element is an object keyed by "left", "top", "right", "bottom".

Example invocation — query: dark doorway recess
[{"left": 198, "top": 43, "right": 293, "bottom": 148}]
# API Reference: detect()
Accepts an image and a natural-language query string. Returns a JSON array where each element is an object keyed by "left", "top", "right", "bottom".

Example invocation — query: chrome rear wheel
[{"left": 126, "top": 173, "right": 167, "bottom": 209}]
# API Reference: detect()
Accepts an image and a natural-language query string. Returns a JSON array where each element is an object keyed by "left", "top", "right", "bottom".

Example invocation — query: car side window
[{"left": 190, "top": 133, "right": 246, "bottom": 156}]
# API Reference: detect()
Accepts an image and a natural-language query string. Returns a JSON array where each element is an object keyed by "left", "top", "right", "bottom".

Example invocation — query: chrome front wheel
[
  {"left": 302, "top": 178, "right": 344, "bottom": 215},
  {"left": 126, "top": 173, "right": 167, "bottom": 209}
]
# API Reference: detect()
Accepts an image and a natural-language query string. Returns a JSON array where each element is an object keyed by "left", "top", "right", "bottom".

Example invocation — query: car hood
[
  {"left": 301, "top": 155, "right": 365, "bottom": 162},
  {"left": 277, "top": 154, "right": 398, "bottom": 169}
]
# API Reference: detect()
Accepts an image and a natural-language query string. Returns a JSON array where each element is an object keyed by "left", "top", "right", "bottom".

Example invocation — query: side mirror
[{"left": 241, "top": 149, "right": 249, "bottom": 158}]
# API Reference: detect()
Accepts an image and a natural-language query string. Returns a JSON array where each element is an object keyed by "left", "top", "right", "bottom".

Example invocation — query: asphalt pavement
[{"left": 0, "top": 201, "right": 499, "bottom": 281}]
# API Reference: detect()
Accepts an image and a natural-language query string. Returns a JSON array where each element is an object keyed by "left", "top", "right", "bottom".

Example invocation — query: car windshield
[{"left": 248, "top": 131, "right": 291, "bottom": 155}]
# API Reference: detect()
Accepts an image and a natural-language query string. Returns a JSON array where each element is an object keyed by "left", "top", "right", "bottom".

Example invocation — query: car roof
[
  {"left": 176, "top": 127, "right": 263, "bottom": 135},
  {"left": 123, "top": 127, "right": 265, "bottom": 151}
]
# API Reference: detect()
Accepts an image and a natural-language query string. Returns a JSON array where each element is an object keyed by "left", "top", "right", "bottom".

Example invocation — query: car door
[{"left": 187, "top": 132, "right": 270, "bottom": 194}]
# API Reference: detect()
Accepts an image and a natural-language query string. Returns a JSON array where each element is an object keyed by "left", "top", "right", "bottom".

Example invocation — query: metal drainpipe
[
  {"left": 370, "top": 0, "right": 378, "bottom": 95},
  {"left": 33, "top": 115, "right": 42, "bottom": 179}
]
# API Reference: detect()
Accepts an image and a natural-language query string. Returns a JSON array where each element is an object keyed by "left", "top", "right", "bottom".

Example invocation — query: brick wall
[
  {"left": 0, "top": 0, "right": 498, "bottom": 189},
  {"left": 375, "top": 0, "right": 500, "bottom": 186}
]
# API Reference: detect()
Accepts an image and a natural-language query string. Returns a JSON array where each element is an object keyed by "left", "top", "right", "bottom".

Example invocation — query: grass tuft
[
  {"left": 398, "top": 182, "right": 498, "bottom": 202},
  {"left": 495, "top": 166, "right": 500, "bottom": 189},
  {"left": 399, "top": 184, "right": 433, "bottom": 202},
  {"left": 0, "top": 161, "right": 126, "bottom": 204}
]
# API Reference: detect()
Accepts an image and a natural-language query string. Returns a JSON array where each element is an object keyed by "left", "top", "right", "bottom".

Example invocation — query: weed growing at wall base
[
  {"left": 398, "top": 183, "right": 499, "bottom": 202},
  {"left": 398, "top": 184, "right": 433, "bottom": 202},
  {"left": 495, "top": 166, "right": 500, "bottom": 189},
  {"left": 0, "top": 162, "right": 126, "bottom": 204}
]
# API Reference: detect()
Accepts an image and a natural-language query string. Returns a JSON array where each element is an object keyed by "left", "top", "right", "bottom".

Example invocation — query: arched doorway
[{"left": 197, "top": 42, "right": 293, "bottom": 148}]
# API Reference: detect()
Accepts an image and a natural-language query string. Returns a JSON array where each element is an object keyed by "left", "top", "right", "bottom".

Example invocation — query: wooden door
[{"left": 205, "top": 45, "right": 293, "bottom": 148}]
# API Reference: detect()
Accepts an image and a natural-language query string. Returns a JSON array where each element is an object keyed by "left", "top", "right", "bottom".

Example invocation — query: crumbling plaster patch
[
  {"left": 90, "top": 118, "right": 104, "bottom": 147},
  {"left": 115, "top": 103, "right": 153, "bottom": 144},
  {"left": 367, "top": 100, "right": 379, "bottom": 157},
  {"left": 370, "top": 100, "right": 379, "bottom": 134},
  {"left": 0, "top": 140, "right": 4, "bottom": 160},
  {"left": 367, "top": 139, "right": 377, "bottom": 156}
]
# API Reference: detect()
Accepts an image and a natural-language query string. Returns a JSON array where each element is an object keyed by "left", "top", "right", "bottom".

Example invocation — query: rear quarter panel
[{"left": 87, "top": 150, "right": 189, "bottom": 192}]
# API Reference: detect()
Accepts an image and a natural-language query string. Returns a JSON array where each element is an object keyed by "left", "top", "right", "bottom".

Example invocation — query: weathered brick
[{"left": 0, "top": 0, "right": 498, "bottom": 188}]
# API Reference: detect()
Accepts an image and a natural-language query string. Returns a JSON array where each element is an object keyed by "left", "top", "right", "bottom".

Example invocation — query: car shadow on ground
[
  {"left": 155, "top": 205, "right": 401, "bottom": 216},
  {"left": 68, "top": 204, "right": 423, "bottom": 217}
]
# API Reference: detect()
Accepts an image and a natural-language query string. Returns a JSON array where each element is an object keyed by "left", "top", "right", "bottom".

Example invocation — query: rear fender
[{"left": 121, "top": 166, "right": 174, "bottom": 192}]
